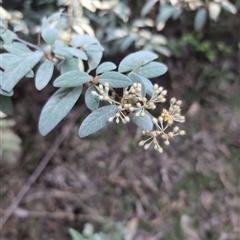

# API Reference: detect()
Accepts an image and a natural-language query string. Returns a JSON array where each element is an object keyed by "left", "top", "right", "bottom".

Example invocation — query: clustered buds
[{"left": 91, "top": 81, "right": 185, "bottom": 153}]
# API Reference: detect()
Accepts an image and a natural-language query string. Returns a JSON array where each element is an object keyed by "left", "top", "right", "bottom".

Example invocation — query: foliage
[
  {"left": 0, "top": 8, "right": 185, "bottom": 153},
  {"left": 68, "top": 222, "right": 128, "bottom": 240},
  {"left": 168, "top": 32, "right": 233, "bottom": 62},
  {"left": 141, "top": 0, "right": 237, "bottom": 31}
]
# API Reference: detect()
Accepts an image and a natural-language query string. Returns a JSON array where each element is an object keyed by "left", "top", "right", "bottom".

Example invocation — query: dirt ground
[{"left": 1, "top": 8, "right": 240, "bottom": 240}]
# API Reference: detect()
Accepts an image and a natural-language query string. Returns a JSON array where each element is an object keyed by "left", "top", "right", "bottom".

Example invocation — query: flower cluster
[
  {"left": 91, "top": 82, "right": 185, "bottom": 153},
  {"left": 139, "top": 98, "right": 186, "bottom": 153}
]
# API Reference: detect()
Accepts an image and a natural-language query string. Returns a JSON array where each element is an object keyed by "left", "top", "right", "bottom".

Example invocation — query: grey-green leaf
[
  {"left": 58, "top": 58, "right": 79, "bottom": 74},
  {"left": 0, "top": 53, "right": 17, "bottom": 69},
  {"left": 118, "top": 51, "right": 158, "bottom": 73},
  {"left": 141, "top": 0, "right": 158, "bottom": 16},
  {"left": 99, "top": 71, "right": 132, "bottom": 88},
  {"left": 86, "top": 51, "right": 103, "bottom": 71},
  {"left": 0, "top": 84, "right": 14, "bottom": 97},
  {"left": 41, "top": 27, "right": 59, "bottom": 45},
  {"left": 68, "top": 228, "right": 84, "bottom": 240},
  {"left": 96, "top": 62, "right": 117, "bottom": 75},
  {"left": 85, "top": 85, "right": 100, "bottom": 111},
  {"left": 25, "top": 70, "right": 34, "bottom": 78},
  {"left": 79, "top": 105, "right": 118, "bottom": 138},
  {"left": 39, "top": 86, "right": 82, "bottom": 136},
  {"left": 35, "top": 60, "right": 54, "bottom": 90},
  {"left": 194, "top": 8, "right": 207, "bottom": 31},
  {"left": 71, "top": 34, "right": 99, "bottom": 48},
  {"left": 128, "top": 72, "right": 146, "bottom": 96},
  {"left": 3, "top": 43, "right": 31, "bottom": 55},
  {"left": 139, "top": 76, "right": 154, "bottom": 96},
  {"left": 139, "top": 62, "right": 167, "bottom": 78},
  {"left": 53, "top": 70, "right": 91, "bottom": 87},
  {"left": 2, "top": 51, "right": 44, "bottom": 92},
  {"left": 0, "top": 95, "right": 13, "bottom": 115},
  {"left": 129, "top": 112, "right": 153, "bottom": 130},
  {"left": 54, "top": 47, "right": 88, "bottom": 60},
  {"left": 84, "top": 44, "right": 104, "bottom": 52}
]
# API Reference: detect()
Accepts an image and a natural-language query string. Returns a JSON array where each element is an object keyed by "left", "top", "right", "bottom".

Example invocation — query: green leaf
[
  {"left": 96, "top": 62, "right": 117, "bottom": 75},
  {"left": 53, "top": 70, "right": 91, "bottom": 87},
  {"left": 221, "top": 1, "right": 237, "bottom": 14},
  {"left": 0, "top": 95, "right": 13, "bottom": 115},
  {"left": 129, "top": 112, "right": 153, "bottom": 130},
  {"left": 79, "top": 105, "right": 118, "bottom": 138},
  {"left": 99, "top": 71, "right": 132, "bottom": 88},
  {"left": 35, "top": 60, "right": 54, "bottom": 90},
  {"left": 194, "top": 8, "right": 207, "bottom": 31},
  {"left": 141, "top": 0, "right": 158, "bottom": 16},
  {"left": 41, "top": 27, "right": 59, "bottom": 45},
  {"left": 58, "top": 58, "right": 79, "bottom": 74},
  {"left": 68, "top": 228, "right": 84, "bottom": 240},
  {"left": 39, "top": 86, "right": 82, "bottom": 136},
  {"left": 128, "top": 72, "right": 146, "bottom": 96},
  {"left": 86, "top": 51, "right": 103, "bottom": 71},
  {"left": 2, "top": 51, "right": 44, "bottom": 92},
  {"left": 85, "top": 85, "right": 100, "bottom": 111},
  {"left": 139, "top": 62, "right": 167, "bottom": 78},
  {"left": 84, "top": 44, "right": 104, "bottom": 52},
  {"left": 139, "top": 76, "right": 154, "bottom": 96},
  {"left": 118, "top": 51, "right": 158, "bottom": 73}
]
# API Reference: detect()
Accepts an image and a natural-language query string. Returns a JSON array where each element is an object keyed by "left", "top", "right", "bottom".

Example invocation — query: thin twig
[{"left": 0, "top": 109, "right": 83, "bottom": 229}]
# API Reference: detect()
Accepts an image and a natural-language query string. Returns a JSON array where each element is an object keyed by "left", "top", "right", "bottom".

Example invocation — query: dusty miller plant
[{"left": 0, "top": 10, "right": 185, "bottom": 153}]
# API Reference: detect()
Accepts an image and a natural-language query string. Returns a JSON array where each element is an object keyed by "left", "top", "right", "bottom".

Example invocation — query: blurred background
[{"left": 1, "top": 0, "right": 239, "bottom": 239}]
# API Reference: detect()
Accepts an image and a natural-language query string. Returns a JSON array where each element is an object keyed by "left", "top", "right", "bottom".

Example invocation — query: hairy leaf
[
  {"left": 139, "top": 62, "right": 167, "bottom": 78},
  {"left": 58, "top": 58, "right": 79, "bottom": 74},
  {"left": 139, "top": 76, "right": 154, "bottom": 96},
  {"left": 79, "top": 105, "right": 118, "bottom": 138},
  {"left": 194, "top": 8, "right": 207, "bottom": 31},
  {"left": 53, "top": 70, "right": 91, "bottom": 87},
  {"left": 68, "top": 228, "right": 84, "bottom": 240},
  {"left": 96, "top": 62, "right": 117, "bottom": 75},
  {"left": 221, "top": 1, "right": 237, "bottom": 14},
  {"left": 25, "top": 70, "right": 34, "bottom": 78},
  {"left": 118, "top": 51, "right": 158, "bottom": 73},
  {"left": 141, "top": 0, "right": 158, "bottom": 16},
  {"left": 129, "top": 112, "right": 153, "bottom": 130},
  {"left": 41, "top": 27, "right": 59, "bottom": 45},
  {"left": 2, "top": 51, "right": 44, "bottom": 92},
  {"left": 35, "top": 60, "right": 54, "bottom": 90},
  {"left": 86, "top": 51, "right": 103, "bottom": 71},
  {"left": 71, "top": 34, "right": 99, "bottom": 48},
  {"left": 84, "top": 44, "right": 104, "bottom": 52},
  {"left": 99, "top": 71, "right": 132, "bottom": 88},
  {"left": 39, "top": 86, "right": 82, "bottom": 136},
  {"left": 0, "top": 84, "right": 14, "bottom": 97},
  {"left": 85, "top": 85, "right": 100, "bottom": 111},
  {"left": 0, "top": 53, "right": 17, "bottom": 69},
  {"left": 3, "top": 43, "right": 31, "bottom": 55},
  {"left": 54, "top": 47, "right": 88, "bottom": 60}
]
